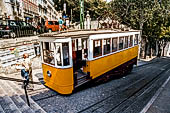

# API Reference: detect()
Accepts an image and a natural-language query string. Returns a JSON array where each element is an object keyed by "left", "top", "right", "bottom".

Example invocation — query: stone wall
[{"left": 0, "top": 56, "right": 42, "bottom": 74}]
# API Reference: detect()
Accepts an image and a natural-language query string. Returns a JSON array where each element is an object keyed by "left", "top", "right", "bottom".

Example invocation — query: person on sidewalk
[
  {"left": 16, "top": 53, "right": 33, "bottom": 89},
  {"left": 58, "top": 17, "right": 63, "bottom": 32}
]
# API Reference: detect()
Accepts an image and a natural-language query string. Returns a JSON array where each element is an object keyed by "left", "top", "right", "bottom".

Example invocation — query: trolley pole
[{"left": 80, "top": 0, "right": 84, "bottom": 29}]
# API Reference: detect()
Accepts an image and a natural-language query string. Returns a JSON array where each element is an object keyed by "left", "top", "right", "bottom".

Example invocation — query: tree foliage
[
  {"left": 54, "top": 0, "right": 108, "bottom": 22},
  {"left": 110, "top": 0, "right": 170, "bottom": 57}
]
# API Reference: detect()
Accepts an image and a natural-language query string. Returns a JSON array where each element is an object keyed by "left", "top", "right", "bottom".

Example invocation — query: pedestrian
[
  {"left": 58, "top": 17, "right": 63, "bottom": 32},
  {"left": 16, "top": 53, "right": 33, "bottom": 89},
  {"left": 66, "top": 19, "right": 69, "bottom": 30}
]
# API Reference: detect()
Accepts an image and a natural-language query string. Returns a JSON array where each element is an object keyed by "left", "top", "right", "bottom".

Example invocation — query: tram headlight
[{"left": 47, "top": 71, "right": 52, "bottom": 77}]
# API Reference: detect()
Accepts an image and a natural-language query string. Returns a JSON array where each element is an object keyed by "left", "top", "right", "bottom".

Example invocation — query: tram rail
[
  {"left": 107, "top": 63, "right": 170, "bottom": 113},
  {"left": 78, "top": 61, "right": 170, "bottom": 113},
  {"left": 31, "top": 58, "right": 166, "bottom": 104},
  {"left": 116, "top": 69, "right": 170, "bottom": 113}
]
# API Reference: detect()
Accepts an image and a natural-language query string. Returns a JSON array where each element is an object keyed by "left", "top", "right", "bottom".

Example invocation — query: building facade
[
  {"left": 0, "top": 0, "right": 58, "bottom": 24},
  {"left": 0, "top": 0, "right": 22, "bottom": 20},
  {"left": 38, "top": 0, "right": 58, "bottom": 23},
  {"left": 22, "top": 0, "right": 39, "bottom": 23}
]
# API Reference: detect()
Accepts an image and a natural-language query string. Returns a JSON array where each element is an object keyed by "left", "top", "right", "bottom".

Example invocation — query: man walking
[{"left": 17, "top": 53, "right": 33, "bottom": 89}]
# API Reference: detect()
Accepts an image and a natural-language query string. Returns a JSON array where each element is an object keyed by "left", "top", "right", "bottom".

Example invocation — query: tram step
[
  {"left": 75, "top": 78, "right": 91, "bottom": 88},
  {"left": 76, "top": 69, "right": 87, "bottom": 78},
  {"left": 0, "top": 74, "right": 46, "bottom": 113}
]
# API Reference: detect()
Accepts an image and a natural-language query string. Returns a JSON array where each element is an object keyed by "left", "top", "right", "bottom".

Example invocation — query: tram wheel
[{"left": 127, "top": 64, "right": 133, "bottom": 74}]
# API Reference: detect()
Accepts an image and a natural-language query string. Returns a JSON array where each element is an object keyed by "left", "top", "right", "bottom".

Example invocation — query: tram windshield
[
  {"left": 62, "top": 43, "right": 70, "bottom": 66},
  {"left": 42, "top": 42, "right": 55, "bottom": 65},
  {"left": 55, "top": 43, "right": 62, "bottom": 66},
  {"left": 41, "top": 41, "right": 71, "bottom": 67}
]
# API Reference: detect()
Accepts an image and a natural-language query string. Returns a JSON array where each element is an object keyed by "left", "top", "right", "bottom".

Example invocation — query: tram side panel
[
  {"left": 42, "top": 64, "right": 74, "bottom": 94},
  {"left": 86, "top": 46, "right": 138, "bottom": 79}
]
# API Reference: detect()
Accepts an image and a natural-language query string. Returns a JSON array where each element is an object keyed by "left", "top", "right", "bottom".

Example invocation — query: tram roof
[{"left": 39, "top": 29, "right": 140, "bottom": 39}]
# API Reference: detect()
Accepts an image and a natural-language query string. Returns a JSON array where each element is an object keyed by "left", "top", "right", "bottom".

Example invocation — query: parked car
[
  {"left": 45, "top": 20, "right": 66, "bottom": 33},
  {"left": 0, "top": 20, "right": 37, "bottom": 38}
]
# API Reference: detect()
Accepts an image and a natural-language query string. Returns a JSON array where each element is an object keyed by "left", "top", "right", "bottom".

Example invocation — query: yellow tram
[{"left": 39, "top": 29, "right": 141, "bottom": 94}]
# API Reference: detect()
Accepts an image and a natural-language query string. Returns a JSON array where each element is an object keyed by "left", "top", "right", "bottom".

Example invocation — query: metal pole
[
  {"left": 80, "top": 0, "right": 84, "bottom": 29},
  {"left": 80, "top": 0, "right": 82, "bottom": 29},
  {"left": 82, "top": 0, "right": 84, "bottom": 29},
  {"left": 71, "top": 8, "right": 72, "bottom": 24},
  {"left": 24, "top": 81, "right": 30, "bottom": 106}
]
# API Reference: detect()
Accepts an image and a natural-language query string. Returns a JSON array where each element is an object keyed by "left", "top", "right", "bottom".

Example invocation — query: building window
[
  {"left": 129, "top": 35, "right": 133, "bottom": 47},
  {"left": 124, "top": 36, "right": 128, "bottom": 48},
  {"left": 134, "top": 34, "right": 139, "bottom": 45},
  {"left": 119, "top": 37, "right": 124, "bottom": 50},
  {"left": 42, "top": 42, "right": 55, "bottom": 65},
  {"left": 112, "top": 38, "right": 117, "bottom": 52},
  {"left": 103, "top": 38, "right": 111, "bottom": 55},
  {"left": 93, "top": 40, "right": 102, "bottom": 58}
]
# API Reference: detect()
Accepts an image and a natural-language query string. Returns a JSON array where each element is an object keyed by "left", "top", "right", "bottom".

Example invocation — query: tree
[
  {"left": 110, "top": 0, "right": 170, "bottom": 58},
  {"left": 54, "top": 0, "right": 108, "bottom": 22},
  {"left": 54, "top": 0, "right": 79, "bottom": 22}
]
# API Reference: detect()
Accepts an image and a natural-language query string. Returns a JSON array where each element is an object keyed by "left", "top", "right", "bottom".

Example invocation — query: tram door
[
  {"left": 53, "top": 38, "right": 72, "bottom": 68},
  {"left": 72, "top": 38, "right": 88, "bottom": 73}
]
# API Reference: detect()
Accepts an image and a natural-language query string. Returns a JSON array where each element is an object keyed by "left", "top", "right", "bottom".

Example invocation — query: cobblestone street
[
  {"left": 0, "top": 0, "right": 170, "bottom": 112},
  {"left": 23, "top": 57, "right": 170, "bottom": 113},
  {"left": 0, "top": 36, "right": 170, "bottom": 113}
]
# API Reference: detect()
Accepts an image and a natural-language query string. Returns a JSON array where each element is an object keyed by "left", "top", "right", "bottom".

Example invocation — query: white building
[
  {"left": 0, "top": 0, "right": 22, "bottom": 20},
  {"left": 38, "top": 0, "right": 58, "bottom": 23},
  {"left": 0, "top": 0, "right": 58, "bottom": 23}
]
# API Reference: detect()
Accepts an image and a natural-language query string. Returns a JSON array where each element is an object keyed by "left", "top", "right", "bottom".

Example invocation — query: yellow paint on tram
[
  {"left": 42, "top": 64, "right": 74, "bottom": 94},
  {"left": 85, "top": 46, "right": 138, "bottom": 79}
]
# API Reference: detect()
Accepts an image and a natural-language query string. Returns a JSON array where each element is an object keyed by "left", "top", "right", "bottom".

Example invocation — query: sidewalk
[
  {"left": 136, "top": 56, "right": 157, "bottom": 67},
  {"left": 140, "top": 69, "right": 170, "bottom": 113},
  {"left": 136, "top": 57, "right": 170, "bottom": 113},
  {"left": 146, "top": 77, "right": 170, "bottom": 113}
]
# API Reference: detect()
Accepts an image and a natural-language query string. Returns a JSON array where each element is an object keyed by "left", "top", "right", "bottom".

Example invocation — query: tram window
[
  {"left": 93, "top": 40, "right": 102, "bottom": 58},
  {"left": 43, "top": 42, "right": 55, "bottom": 65},
  {"left": 112, "top": 38, "right": 117, "bottom": 52},
  {"left": 82, "top": 39, "right": 87, "bottom": 49},
  {"left": 134, "top": 34, "right": 139, "bottom": 45},
  {"left": 72, "top": 40, "right": 77, "bottom": 61},
  {"left": 82, "top": 39, "right": 88, "bottom": 59},
  {"left": 55, "top": 43, "right": 61, "bottom": 66},
  {"left": 78, "top": 38, "right": 82, "bottom": 50},
  {"left": 124, "top": 36, "right": 128, "bottom": 48},
  {"left": 103, "top": 39, "right": 111, "bottom": 55},
  {"left": 119, "top": 37, "right": 124, "bottom": 50},
  {"left": 62, "top": 43, "right": 70, "bottom": 66},
  {"left": 72, "top": 40, "right": 76, "bottom": 51},
  {"left": 129, "top": 35, "right": 133, "bottom": 47}
]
